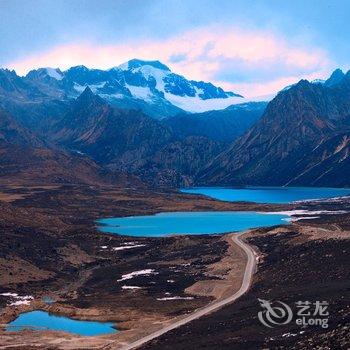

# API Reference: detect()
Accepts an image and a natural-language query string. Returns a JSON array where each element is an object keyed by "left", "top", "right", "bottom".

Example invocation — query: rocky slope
[
  {"left": 48, "top": 87, "right": 226, "bottom": 187},
  {"left": 165, "top": 102, "right": 267, "bottom": 143},
  {"left": 198, "top": 70, "right": 350, "bottom": 187},
  {"left": 0, "top": 68, "right": 69, "bottom": 131},
  {"left": 0, "top": 108, "right": 138, "bottom": 186},
  {"left": 0, "top": 108, "right": 44, "bottom": 147}
]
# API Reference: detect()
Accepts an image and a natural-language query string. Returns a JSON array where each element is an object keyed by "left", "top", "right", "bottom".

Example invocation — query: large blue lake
[
  {"left": 97, "top": 211, "right": 288, "bottom": 237},
  {"left": 6, "top": 310, "right": 117, "bottom": 336},
  {"left": 180, "top": 186, "right": 350, "bottom": 204},
  {"left": 97, "top": 186, "right": 350, "bottom": 237}
]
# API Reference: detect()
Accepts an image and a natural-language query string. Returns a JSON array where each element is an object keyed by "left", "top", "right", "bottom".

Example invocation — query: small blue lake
[
  {"left": 6, "top": 311, "right": 117, "bottom": 336},
  {"left": 97, "top": 211, "right": 288, "bottom": 237},
  {"left": 180, "top": 186, "right": 350, "bottom": 204}
]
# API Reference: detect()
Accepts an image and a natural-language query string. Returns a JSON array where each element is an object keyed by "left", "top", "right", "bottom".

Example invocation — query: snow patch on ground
[
  {"left": 281, "top": 330, "right": 305, "bottom": 338},
  {"left": 282, "top": 332, "right": 298, "bottom": 338},
  {"left": 0, "top": 292, "right": 18, "bottom": 297},
  {"left": 290, "top": 216, "right": 320, "bottom": 222},
  {"left": 156, "top": 296, "right": 194, "bottom": 301},
  {"left": 294, "top": 195, "right": 350, "bottom": 204},
  {"left": 121, "top": 286, "right": 142, "bottom": 290},
  {"left": 267, "top": 209, "right": 348, "bottom": 222},
  {"left": 117, "top": 269, "right": 158, "bottom": 282},
  {"left": 100, "top": 243, "right": 146, "bottom": 251},
  {"left": 267, "top": 209, "right": 347, "bottom": 216},
  {"left": 9, "top": 300, "right": 31, "bottom": 306},
  {"left": 122, "top": 242, "right": 141, "bottom": 245},
  {"left": 0, "top": 292, "right": 34, "bottom": 306},
  {"left": 112, "top": 244, "right": 146, "bottom": 251}
]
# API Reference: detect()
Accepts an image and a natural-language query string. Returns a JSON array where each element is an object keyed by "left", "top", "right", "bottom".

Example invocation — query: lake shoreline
[
  {"left": 97, "top": 211, "right": 289, "bottom": 237},
  {"left": 180, "top": 186, "right": 350, "bottom": 204}
]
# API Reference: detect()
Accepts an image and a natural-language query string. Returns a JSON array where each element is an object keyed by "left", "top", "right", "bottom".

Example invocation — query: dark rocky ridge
[
  {"left": 164, "top": 102, "right": 266, "bottom": 143},
  {"left": 198, "top": 70, "right": 350, "bottom": 187},
  {"left": 0, "top": 108, "right": 139, "bottom": 186},
  {"left": 0, "top": 68, "right": 70, "bottom": 132},
  {"left": 48, "top": 88, "right": 257, "bottom": 187}
]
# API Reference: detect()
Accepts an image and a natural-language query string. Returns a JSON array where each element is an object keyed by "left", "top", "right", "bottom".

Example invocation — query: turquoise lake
[
  {"left": 97, "top": 186, "right": 350, "bottom": 237},
  {"left": 180, "top": 186, "right": 350, "bottom": 204},
  {"left": 6, "top": 310, "right": 117, "bottom": 336},
  {"left": 97, "top": 211, "right": 288, "bottom": 237}
]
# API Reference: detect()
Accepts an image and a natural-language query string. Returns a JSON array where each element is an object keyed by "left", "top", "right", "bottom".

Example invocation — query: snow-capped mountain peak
[
  {"left": 111, "top": 59, "right": 244, "bottom": 112},
  {"left": 115, "top": 59, "right": 170, "bottom": 92},
  {"left": 26, "top": 67, "right": 64, "bottom": 81},
  {"left": 311, "top": 78, "right": 326, "bottom": 84},
  {"left": 45, "top": 67, "right": 64, "bottom": 80},
  {"left": 24, "top": 59, "right": 244, "bottom": 117},
  {"left": 116, "top": 59, "right": 171, "bottom": 72}
]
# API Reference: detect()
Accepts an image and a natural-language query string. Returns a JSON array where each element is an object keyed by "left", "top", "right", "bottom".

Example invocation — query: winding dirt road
[{"left": 117, "top": 232, "right": 257, "bottom": 350}]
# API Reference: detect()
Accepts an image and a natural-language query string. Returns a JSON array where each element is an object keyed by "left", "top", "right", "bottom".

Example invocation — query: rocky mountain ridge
[
  {"left": 1, "top": 59, "right": 244, "bottom": 120},
  {"left": 198, "top": 70, "right": 350, "bottom": 187}
]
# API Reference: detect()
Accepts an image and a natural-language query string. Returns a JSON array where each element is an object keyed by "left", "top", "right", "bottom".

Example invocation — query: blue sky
[{"left": 0, "top": 0, "right": 349, "bottom": 97}]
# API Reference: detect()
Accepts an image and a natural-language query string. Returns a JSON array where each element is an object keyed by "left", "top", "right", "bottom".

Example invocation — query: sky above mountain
[{"left": 1, "top": 0, "right": 349, "bottom": 98}]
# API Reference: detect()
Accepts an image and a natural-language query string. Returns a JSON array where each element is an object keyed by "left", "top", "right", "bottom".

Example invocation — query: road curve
[{"left": 118, "top": 232, "right": 257, "bottom": 350}]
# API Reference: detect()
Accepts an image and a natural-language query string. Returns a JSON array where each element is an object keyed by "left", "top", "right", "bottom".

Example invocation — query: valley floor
[
  {"left": 143, "top": 206, "right": 350, "bottom": 349},
  {"left": 0, "top": 183, "right": 349, "bottom": 349}
]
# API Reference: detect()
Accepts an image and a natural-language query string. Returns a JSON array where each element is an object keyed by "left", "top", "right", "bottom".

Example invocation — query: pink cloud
[
  {"left": 6, "top": 26, "right": 332, "bottom": 98},
  {"left": 219, "top": 71, "right": 331, "bottom": 99}
]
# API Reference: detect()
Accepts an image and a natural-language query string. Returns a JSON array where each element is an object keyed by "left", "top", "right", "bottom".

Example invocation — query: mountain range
[
  {"left": 0, "top": 106, "right": 138, "bottom": 186},
  {"left": 0, "top": 59, "right": 244, "bottom": 123},
  {"left": 0, "top": 60, "right": 349, "bottom": 188},
  {"left": 47, "top": 87, "right": 263, "bottom": 186},
  {"left": 198, "top": 70, "right": 350, "bottom": 187}
]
